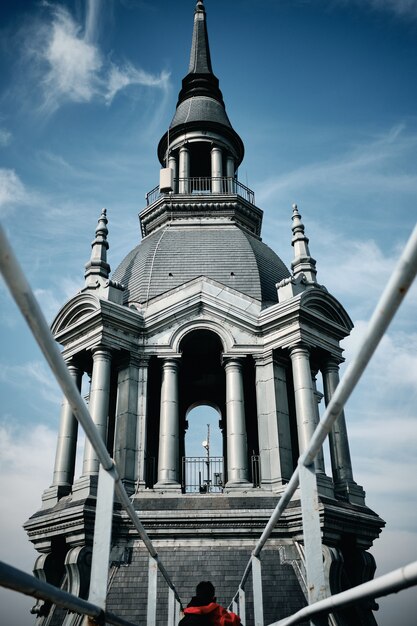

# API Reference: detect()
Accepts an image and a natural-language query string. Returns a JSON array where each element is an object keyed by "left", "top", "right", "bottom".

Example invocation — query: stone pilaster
[
  {"left": 254, "top": 353, "right": 293, "bottom": 491},
  {"left": 114, "top": 355, "right": 141, "bottom": 495},
  {"left": 136, "top": 357, "right": 150, "bottom": 491}
]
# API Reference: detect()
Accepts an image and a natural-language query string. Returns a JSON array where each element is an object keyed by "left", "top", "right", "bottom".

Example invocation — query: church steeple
[{"left": 157, "top": 0, "right": 244, "bottom": 172}]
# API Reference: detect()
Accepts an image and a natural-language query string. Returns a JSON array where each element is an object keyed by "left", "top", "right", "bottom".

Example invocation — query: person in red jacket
[{"left": 179, "top": 581, "right": 241, "bottom": 626}]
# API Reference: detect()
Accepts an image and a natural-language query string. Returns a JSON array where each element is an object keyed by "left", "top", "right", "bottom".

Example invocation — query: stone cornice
[{"left": 139, "top": 194, "right": 263, "bottom": 238}]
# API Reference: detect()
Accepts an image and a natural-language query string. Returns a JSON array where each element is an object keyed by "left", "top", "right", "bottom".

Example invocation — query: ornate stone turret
[{"left": 25, "top": 3, "right": 383, "bottom": 625}]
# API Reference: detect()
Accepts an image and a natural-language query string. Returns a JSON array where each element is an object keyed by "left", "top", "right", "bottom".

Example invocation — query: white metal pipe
[
  {"left": 0, "top": 561, "right": 137, "bottom": 626},
  {"left": 0, "top": 223, "right": 182, "bottom": 608},
  {"left": 271, "top": 560, "right": 417, "bottom": 626}
]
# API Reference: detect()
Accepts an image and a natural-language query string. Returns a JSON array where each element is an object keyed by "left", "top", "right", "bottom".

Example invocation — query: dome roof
[
  {"left": 170, "top": 96, "right": 232, "bottom": 130},
  {"left": 112, "top": 225, "right": 290, "bottom": 307}
]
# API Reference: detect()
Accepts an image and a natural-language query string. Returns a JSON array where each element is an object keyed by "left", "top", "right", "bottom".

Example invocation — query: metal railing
[
  {"left": 0, "top": 223, "right": 183, "bottom": 626},
  {"left": 228, "top": 222, "right": 417, "bottom": 624},
  {"left": 182, "top": 456, "right": 224, "bottom": 493},
  {"left": 145, "top": 177, "right": 255, "bottom": 205}
]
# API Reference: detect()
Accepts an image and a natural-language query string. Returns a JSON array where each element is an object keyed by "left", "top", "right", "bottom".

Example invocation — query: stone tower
[{"left": 25, "top": 2, "right": 384, "bottom": 624}]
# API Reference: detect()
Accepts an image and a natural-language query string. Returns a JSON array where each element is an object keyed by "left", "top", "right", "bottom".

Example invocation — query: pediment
[
  {"left": 300, "top": 289, "right": 353, "bottom": 333},
  {"left": 143, "top": 275, "right": 261, "bottom": 321},
  {"left": 51, "top": 292, "right": 100, "bottom": 335}
]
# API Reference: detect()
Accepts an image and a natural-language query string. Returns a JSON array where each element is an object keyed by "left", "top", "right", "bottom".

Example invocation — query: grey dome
[
  {"left": 170, "top": 96, "right": 232, "bottom": 130},
  {"left": 112, "top": 225, "right": 290, "bottom": 307}
]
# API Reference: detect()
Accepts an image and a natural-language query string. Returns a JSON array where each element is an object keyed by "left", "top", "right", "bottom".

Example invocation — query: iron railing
[
  {"left": 0, "top": 223, "right": 183, "bottom": 626},
  {"left": 228, "top": 222, "right": 417, "bottom": 624},
  {"left": 182, "top": 456, "right": 224, "bottom": 493},
  {"left": 145, "top": 176, "right": 255, "bottom": 205}
]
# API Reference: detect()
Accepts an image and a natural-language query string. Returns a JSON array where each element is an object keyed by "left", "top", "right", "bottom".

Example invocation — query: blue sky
[{"left": 0, "top": 0, "right": 417, "bottom": 624}]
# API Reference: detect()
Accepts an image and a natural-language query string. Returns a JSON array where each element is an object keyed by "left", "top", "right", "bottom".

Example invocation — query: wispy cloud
[
  {"left": 41, "top": 3, "right": 102, "bottom": 111},
  {"left": 354, "top": 0, "right": 417, "bottom": 20},
  {"left": 0, "top": 361, "right": 61, "bottom": 405},
  {"left": 258, "top": 124, "right": 417, "bottom": 205},
  {"left": 105, "top": 62, "right": 170, "bottom": 104},
  {"left": 0, "top": 169, "right": 29, "bottom": 217},
  {"left": 27, "top": 1, "right": 170, "bottom": 114},
  {"left": 331, "top": 0, "right": 417, "bottom": 20}
]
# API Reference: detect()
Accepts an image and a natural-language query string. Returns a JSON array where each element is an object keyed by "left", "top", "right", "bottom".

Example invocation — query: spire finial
[
  {"left": 85, "top": 208, "right": 111, "bottom": 287},
  {"left": 291, "top": 203, "right": 317, "bottom": 283}
]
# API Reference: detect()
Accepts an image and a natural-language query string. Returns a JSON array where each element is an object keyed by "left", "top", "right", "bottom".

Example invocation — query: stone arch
[
  {"left": 177, "top": 328, "right": 227, "bottom": 479},
  {"left": 301, "top": 289, "right": 353, "bottom": 334},
  {"left": 171, "top": 319, "right": 233, "bottom": 353},
  {"left": 51, "top": 292, "right": 100, "bottom": 335}
]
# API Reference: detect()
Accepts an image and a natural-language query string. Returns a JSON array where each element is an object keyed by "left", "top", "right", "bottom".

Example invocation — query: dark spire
[
  {"left": 176, "top": 0, "right": 224, "bottom": 107},
  {"left": 188, "top": 1, "right": 212, "bottom": 74}
]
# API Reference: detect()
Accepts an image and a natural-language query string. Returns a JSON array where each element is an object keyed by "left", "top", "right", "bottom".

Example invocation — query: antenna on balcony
[{"left": 202, "top": 424, "right": 210, "bottom": 493}]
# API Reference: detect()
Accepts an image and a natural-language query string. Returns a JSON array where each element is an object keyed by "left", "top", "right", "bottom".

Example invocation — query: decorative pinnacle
[
  {"left": 85, "top": 208, "right": 111, "bottom": 286},
  {"left": 291, "top": 203, "right": 317, "bottom": 283},
  {"left": 196, "top": 0, "right": 205, "bottom": 11},
  {"left": 95, "top": 208, "right": 108, "bottom": 240}
]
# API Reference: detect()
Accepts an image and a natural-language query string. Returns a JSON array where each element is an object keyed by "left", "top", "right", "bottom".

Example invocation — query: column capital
[
  {"left": 222, "top": 356, "right": 245, "bottom": 371},
  {"left": 288, "top": 343, "right": 311, "bottom": 358},
  {"left": 321, "top": 355, "right": 343, "bottom": 374},
  {"left": 160, "top": 357, "right": 181, "bottom": 372},
  {"left": 90, "top": 345, "right": 112, "bottom": 361},
  {"left": 64, "top": 358, "right": 83, "bottom": 375}
]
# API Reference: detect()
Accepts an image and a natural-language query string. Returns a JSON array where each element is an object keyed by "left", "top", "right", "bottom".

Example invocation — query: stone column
[
  {"left": 52, "top": 360, "right": 82, "bottom": 494},
  {"left": 168, "top": 154, "right": 178, "bottom": 193},
  {"left": 113, "top": 356, "right": 140, "bottom": 495},
  {"left": 322, "top": 357, "right": 365, "bottom": 504},
  {"left": 136, "top": 358, "right": 150, "bottom": 490},
  {"left": 226, "top": 155, "right": 235, "bottom": 193},
  {"left": 155, "top": 359, "right": 181, "bottom": 489},
  {"left": 255, "top": 354, "right": 293, "bottom": 490},
  {"left": 290, "top": 344, "right": 327, "bottom": 480},
  {"left": 211, "top": 146, "right": 223, "bottom": 193},
  {"left": 82, "top": 346, "right": 112, "bottom": 476},
  {"left": 179, "top": 145, "right": 190, "bottom": 193},
  {"left": 224, "top": 358, "right": 250, "bottom": 488},
  {"left": 311, "top": 371, "right": 326, "bottom": 474}
]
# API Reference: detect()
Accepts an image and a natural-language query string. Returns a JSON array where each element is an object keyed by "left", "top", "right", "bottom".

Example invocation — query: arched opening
[
  {"left": 179, "top": 329, "right": 226, "bottom": 492},
  {"left": 184, "top": 405, "right": 224, "bottom": 493}
]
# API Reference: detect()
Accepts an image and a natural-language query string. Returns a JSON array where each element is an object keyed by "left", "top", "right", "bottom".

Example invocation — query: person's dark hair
[{"left": 196, "top": 581, "right": 215, "bottom": 602}]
